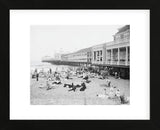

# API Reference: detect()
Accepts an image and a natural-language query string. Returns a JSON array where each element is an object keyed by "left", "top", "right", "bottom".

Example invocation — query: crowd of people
[{"left": 31, "top": 66, "right": 129, "bottom": 104}]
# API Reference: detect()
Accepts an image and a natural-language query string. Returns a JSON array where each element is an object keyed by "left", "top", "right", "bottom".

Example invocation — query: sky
[{"left": 30, "top": 25, "right": 123, "bottom": 62}]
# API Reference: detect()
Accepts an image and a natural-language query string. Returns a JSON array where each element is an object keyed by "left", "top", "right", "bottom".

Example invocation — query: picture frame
[{"left": 0, "top": 0, "right": 156, "bottom": 129}]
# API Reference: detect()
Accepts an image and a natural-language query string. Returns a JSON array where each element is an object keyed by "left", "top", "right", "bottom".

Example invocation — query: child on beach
[
  {"left": 34, "top": 69, "right": 39, "bottom": 81},
  {"left": 115, "top": 89, "right": 120, "bottom": 97},
  {"left": 36, "top": 73, "right": 39, "bottom": 81},
  {"left": 46, "top": 80, "right": 51, "bottom": 90},
  {"left": 106, "top": 79, "right": 111, "bottom": 87},
  {"left": 108, "top": 86, "right": 116, "bottom": 99},
  {"left": 46, "top": 76, "right": 55, "bottom": 90}
]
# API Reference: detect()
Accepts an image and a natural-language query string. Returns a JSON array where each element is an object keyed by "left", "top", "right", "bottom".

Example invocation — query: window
[
  {"left": 120, "top": 34, "right": 124, "bottom": 39},
  {"left": 94, "top": 51, "right": 96, "bottom": 60},
  {"left": 100, "top": 50, "right": 102, "bottom": 56},
  {"left": 100, "top": 57, "right": 102, "bottom": 61},
  {"left": 97, "top": 51, "right": 99, "bottom": 56}
]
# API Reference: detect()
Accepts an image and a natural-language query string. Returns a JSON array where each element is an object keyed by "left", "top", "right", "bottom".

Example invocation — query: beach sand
[{"left": 30, "top": 76, "right": 130, "bottom": 105}]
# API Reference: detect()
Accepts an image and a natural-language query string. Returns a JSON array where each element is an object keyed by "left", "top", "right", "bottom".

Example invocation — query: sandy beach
[{"left": 30, "top": 75, "right": 130, "bottom": 105}]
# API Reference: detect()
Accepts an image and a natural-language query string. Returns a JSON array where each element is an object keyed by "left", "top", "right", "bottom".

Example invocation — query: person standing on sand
[
  {"left": 106, "top": 79, "right": 111, "bottom": 87},
  {"left": 46, "top": 79, "right": 52, "bottom": 90},
  {"left": 36, "top": 72, "right": 39, "bottom": 81},
  {"left": 34, "top": 68, "right": 39, "bottom": 81},
  {"left": 35, "top": 68, "right": 37, "bottom": 73},
  {"left": 115, "top": 72, "right": 118, "bottom": 79},
  {"left": 49, "top": 68, "right": 52, "bottom": 74}
]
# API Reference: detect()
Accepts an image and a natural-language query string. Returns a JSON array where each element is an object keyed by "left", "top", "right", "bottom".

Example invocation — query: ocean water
[{"left": 30, "top": 61, "right": 77, "bottom": 73}]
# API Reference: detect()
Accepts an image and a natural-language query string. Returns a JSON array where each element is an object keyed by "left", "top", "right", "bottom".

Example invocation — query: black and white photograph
[
  {"left": 30, "top": 25, "right": 130, "bottom": 105},
  {"left": 0, "top": 0, "right": 158, "bottom": 127},
  {"left": 10, "top": 10, "right": 149, "bottom": 120}
]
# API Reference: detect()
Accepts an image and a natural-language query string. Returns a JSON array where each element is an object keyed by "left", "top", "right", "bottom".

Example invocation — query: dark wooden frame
[{"left": 0, "top": 0, "right": 158, "bottom": 129}]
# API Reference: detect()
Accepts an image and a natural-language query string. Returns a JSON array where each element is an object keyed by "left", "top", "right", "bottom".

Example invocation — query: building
[
  {"left": 41, "top": 55, "right": 53, "bottom": 61},
  {"left": 90, "top": 25, "right": 130, "bottom": 67},
  {"left": 61, "top": 47, "right": 91, "bottom": 63},
  {"left": 87, "top": 48, "right": 92, "bottom": 63},
  {"left": 105, "top": 25, "right": 130, "bottom": 66},
  {"left": 54, "top": 53, "right": 62, "bottom": 60},
  {"left": 92, "top": 43, "right": 106, "bottom": 65},
  {"left": 105, "top": 25, "right": 130, "bottom": 78},
  {"left": 59, "top": 25, "right": 130, "bottom": 78},
  {"left": 61, "top": 53, "right": 69, "bottom": 61},
  {"left": 43, "top": 25, "right": 130, "bottom": 78}
]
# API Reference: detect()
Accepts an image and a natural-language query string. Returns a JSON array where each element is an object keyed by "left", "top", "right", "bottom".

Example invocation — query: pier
[{"left": 42, "top": 59, "right": 91, "bottom": 66}]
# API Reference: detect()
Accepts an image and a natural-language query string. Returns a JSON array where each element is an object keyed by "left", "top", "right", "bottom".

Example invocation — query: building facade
[
  {"left": 59, "top": 25, "right": 130, "bottom": 78},
  {"left": 61, "top": 25, "right": 130, "bottom": 66},
  {"left": 87, "top": 49, "right": 92, "bottom": 64},
  {"left": 107, "top": 25, "right": 130, "bottom": 66},
  {"left": 61, "top": 47, "right": 91, "bottom": 63},
  {"left": 92, "top": 43, "right": 105, "bottom": 65},
  {"left": 54, "top": 53, "right": 62, "bottom": 60},
  {"left": 106, "top": 25, "right": 130, "bottom": 78}
]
